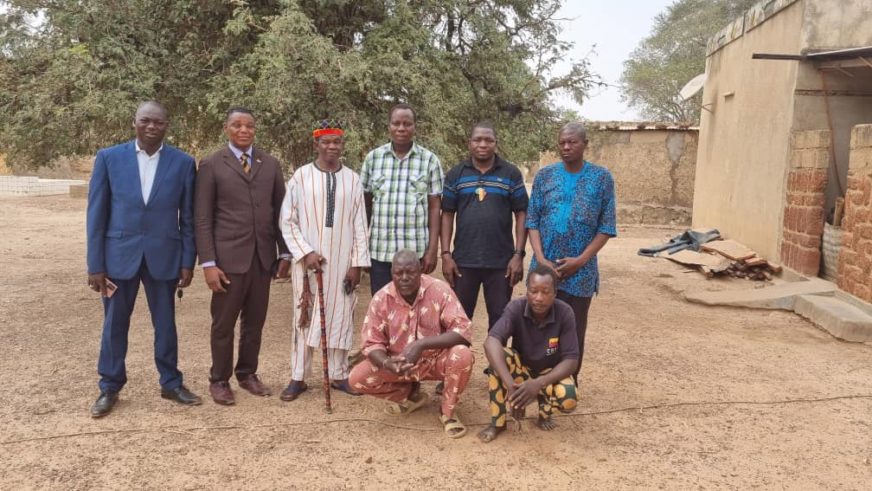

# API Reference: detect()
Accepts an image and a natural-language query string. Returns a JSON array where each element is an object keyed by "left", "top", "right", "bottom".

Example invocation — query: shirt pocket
[
  {"left": 370, "top": 173, "right": 386, "bottom": 201},
  {"left": 407, "top": 172, "right": 429, "bottom": 205}
]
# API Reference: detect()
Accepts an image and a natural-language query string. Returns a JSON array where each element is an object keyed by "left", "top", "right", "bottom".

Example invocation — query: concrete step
[
  {"left": 683, "top": 278, "right": 837, "bottom": 310},
  {"left": 794, "top": 294, "right": 872, "bottom": 342}
]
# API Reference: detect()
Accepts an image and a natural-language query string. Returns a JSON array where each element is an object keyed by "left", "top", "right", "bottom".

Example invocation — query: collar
[
  {"left": 228, "top": 143, "right": 253, "bottom": 161},
  {"left": 135, "top": 140, "right": 163, "bottom": 156},
  {"left": 386, "top": 274, "right": 436, "bottom": 307},
  {"left": 522, "top": 299, "right": 556, "bottom": 328},
  {"left": 462, "top": 154, "right": 504, "bottom": 171},
  {"left": 389, "top": 141, "right": 419, "bottom": 160}
]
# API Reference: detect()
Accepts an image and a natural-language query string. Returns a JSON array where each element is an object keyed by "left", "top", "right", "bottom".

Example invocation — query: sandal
[
  {"left": 330, "top": 380, "right": 361, "bottom": 396},
  {"left": 279, "top": 381, "right": 308, "bottom": 402},
  {"left": 439, "top": 414, "right": 467, "bottom": 439},
  {"left": 384, "top": 392, "right": 429, "bottom": 415}
]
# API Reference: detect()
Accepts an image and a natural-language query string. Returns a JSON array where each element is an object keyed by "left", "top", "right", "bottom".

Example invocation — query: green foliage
[
  {"left": 0, "top": 0, "right": 599, "bottom": 170},
  {"left": 620, "top": 0, "right": 758, "bottom": 123}
]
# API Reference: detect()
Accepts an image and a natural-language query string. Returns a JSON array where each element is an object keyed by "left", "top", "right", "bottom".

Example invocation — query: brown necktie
[{"left": 240, "top": 153, "right": 250, "bottom": 174}]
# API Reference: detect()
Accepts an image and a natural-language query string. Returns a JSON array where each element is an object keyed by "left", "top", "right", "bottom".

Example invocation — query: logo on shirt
[{"left": 546, "top": 337, "right": 559, "bottom": 356}]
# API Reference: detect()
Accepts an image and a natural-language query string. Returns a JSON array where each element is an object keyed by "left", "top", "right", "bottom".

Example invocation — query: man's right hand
[
  {"left": 441, "top": 255, "right": 462, "bottom": 288},
  {"left": 204, "top": 266, "right": 230, "bottom": 293},
  {"left": 303, "top": 252, "right": 325, "bottom": 272},
  {"left": 88, "top": 272, "right": 108, "bottom": 296}
]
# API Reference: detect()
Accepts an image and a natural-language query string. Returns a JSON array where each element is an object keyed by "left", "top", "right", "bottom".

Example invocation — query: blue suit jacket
[{"left": 86, "top": 140, "right": 197, "bottom": 281}]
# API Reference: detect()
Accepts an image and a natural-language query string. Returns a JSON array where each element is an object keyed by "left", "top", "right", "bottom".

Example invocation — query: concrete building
[{"left": 693, "top": 0, "right": 872, "bottom": 301}]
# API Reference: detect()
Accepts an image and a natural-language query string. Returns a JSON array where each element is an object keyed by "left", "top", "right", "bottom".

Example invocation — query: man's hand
[
  {"left": 275, "top": 259, "right": 291, "bottom": 279},
  {"left": 537, "top": 257, "right": 559, "bottom": 276},
  {"left": 441, "top": 255, "right": 462, "bottom": 288},
  {"left": 506, "top": 254, "right": 524, "bottom": 287},
  {"left": 507, "top": 378, "right": 543, "bottom": 412},
  {"left": 399, "top": 340, "right": 425, "bottom": 366},
  {"left": 303, "top": 252, "right": 325, "bottom": 272},
  {"left": 88, "top": 272, "right": 108, "bottom": 296},
  {"left": 555, "top": 256, "right": 585, "bottom": 279},
  {"left": 178, "top": 268, "right": 193, "bottom": 288},
  {"left": 383, "top": 357, "right": 411, "bottom": 376},
  {"left": 345, "top": 266, "right": 361, "bottom": 291},
  {"left": 421, "top": 248, "right": 438, "bottom": 274},
  {"left": 204, "top": 266, "right": 230, "bottom": 293}
]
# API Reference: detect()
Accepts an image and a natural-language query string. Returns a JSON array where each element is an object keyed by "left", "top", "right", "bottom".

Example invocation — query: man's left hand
[
  {"left": 506, "top": 254, "right": 524, "bottom": 286},
  {"left": 275, "top": 259, "right": 291, "bottom": 279},
  {"left": 421, "top": 249, "right": 438, "bottom": 274},
  {"left": 555, "top": 256, "right": 585, "bottom": 279},
  {"left": 507, "top": 378, "right": 543, "bottom": 411},
  {"left": 178, "top": 268, "right": 193, "bottom": 288}
]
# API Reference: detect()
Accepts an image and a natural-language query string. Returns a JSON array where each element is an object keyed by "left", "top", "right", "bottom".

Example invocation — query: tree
[
  {"left": 0, "top": 0, "right": 599, "bottom": 169},
  {"left": 620, "top": 0, "right": 758, "bottom": 123}
]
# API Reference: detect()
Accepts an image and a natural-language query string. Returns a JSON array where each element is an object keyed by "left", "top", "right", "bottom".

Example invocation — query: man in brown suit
[{"left": 195, "top": 107, "right": 291, "bottom": 405}]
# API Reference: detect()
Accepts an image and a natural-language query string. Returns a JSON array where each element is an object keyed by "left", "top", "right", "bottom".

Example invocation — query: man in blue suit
[{"left": 86, "top": 100, "right": 201, "bottom": 417}]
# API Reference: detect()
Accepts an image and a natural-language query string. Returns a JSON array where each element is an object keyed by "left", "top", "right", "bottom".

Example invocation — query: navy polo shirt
[
  {"left": 442, "top": 156, "right": 528, "bottom": 269},
  {"left": 489, "top": 298, "right": 579, "bottom": 373}
]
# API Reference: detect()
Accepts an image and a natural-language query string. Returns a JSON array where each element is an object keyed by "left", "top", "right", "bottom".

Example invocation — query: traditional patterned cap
[{"left": 312, "top": 119, "right": 345, "bottom": 138}]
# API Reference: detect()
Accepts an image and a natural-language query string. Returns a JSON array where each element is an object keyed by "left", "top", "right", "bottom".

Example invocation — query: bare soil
[{"left": 1, "top": 195, "right": 871, "bottom": 490}]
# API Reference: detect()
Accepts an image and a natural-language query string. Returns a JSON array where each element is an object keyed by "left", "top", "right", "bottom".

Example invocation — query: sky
[{"left": 551, "top": 0, "right": 676, "bottom": 122}]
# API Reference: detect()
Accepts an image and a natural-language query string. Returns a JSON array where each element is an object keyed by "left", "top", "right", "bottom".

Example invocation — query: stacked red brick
[
  {"left": 781, "top": 130, "right": 829, "bottom": 276},
  {"left": 838, "top": 125, "right": 872, "bottom": 302}
]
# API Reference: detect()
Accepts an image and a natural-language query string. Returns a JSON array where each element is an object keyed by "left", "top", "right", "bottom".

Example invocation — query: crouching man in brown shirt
[{"left": 478, "top": 264, "right": 579, "bottom": 443}]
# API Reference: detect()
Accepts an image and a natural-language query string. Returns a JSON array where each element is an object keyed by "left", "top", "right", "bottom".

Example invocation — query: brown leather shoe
[
  {"left": 238, "top": 374, "right": 271, "bottom": 396},
  {"left": 209, "top": 381, "right": 235, "bottom": 405}
]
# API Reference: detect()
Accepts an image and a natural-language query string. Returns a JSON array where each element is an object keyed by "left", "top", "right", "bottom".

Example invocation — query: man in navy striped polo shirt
[{"left": 440, "top": 122, "right": 529, "bottom": 331}]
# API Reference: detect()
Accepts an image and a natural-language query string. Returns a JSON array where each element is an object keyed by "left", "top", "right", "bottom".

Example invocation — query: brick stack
[
  {"left": 838, "top": 125, "right": 872, "bottom": 302},
  {"left": 781, "top": 130, "right": 829, "bottom": 276}
]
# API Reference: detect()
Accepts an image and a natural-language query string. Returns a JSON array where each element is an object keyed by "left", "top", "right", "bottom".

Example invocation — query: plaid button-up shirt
[{"left": 360, "top": 142, "right": 443, "bottom": 262}]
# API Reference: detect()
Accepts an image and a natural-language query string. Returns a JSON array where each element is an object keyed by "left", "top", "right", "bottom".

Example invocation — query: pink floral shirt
[{"left": 361, "top": 275, "right": 472, "bottom": 357}]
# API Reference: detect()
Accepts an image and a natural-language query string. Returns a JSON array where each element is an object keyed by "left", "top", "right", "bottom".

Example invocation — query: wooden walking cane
[{"left": 315, "top": 270, "right": 332, "bottom": 413}]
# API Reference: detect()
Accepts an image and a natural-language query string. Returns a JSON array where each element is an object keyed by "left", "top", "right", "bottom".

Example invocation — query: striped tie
[{"left": 240, "top": 152, "right": 250, "bottom": 174}]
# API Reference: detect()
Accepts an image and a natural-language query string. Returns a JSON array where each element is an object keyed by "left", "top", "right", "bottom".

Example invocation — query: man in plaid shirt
[{"left": 361, "top": 103, "right": 444, "bottom": 293}]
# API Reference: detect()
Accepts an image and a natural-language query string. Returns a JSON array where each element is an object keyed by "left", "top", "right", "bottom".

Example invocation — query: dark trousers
[
  {"left": 453, "top": 267, "right": 512, "bottom": 330},
  {"left": 97, "top": 260, "right": 182, "bottom": 393},
  {"left": 209, "top": 255, "right": 272, "bottom": 383},
  {"left": 369, "top": 259, "right": 393, "bottom": 295},
  {"left": 557, "top": 291, "right": 592, "bottom": 381}
]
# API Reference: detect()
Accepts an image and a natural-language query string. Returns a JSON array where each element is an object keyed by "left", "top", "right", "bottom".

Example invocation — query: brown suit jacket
[{"left": 194, "top": 145, "right": 289, "bottom": 274}]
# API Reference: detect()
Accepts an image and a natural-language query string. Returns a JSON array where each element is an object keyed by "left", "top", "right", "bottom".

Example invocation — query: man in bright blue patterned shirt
[
  {"left": 526, "top": 122, "right": 617, "bottom": 384},
  {"left": 361, "top": 104, "right": 444, "bottom": 294}
]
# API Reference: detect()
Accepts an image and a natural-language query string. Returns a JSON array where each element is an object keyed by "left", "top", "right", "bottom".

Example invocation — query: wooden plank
[
  {"left": 701, "top": 239, "right": 758, "bottom": 261},
  {"left": 744, "top": 256, "right": 768, "bottom": 267}
]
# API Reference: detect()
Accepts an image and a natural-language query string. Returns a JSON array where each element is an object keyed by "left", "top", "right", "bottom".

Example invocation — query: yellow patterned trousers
[{"left": 488, "top": 347, "right": 577, "bottom": 427}]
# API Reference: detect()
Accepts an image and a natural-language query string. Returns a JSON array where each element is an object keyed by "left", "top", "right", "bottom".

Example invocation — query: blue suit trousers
[{"left": 97, "top": 260, "right": 183, "bottom": 392}]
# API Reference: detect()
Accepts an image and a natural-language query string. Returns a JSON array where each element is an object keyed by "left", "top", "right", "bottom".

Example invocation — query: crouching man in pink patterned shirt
[{"left": 350, "top": 249, "right": 475, "bottom": 438}]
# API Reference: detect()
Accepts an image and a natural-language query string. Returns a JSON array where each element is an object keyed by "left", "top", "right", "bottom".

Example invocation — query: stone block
[
  {"left": 848, "top": 147, "right": 872, "bottom": 174},
  {"left": 801, "top": 148, "right": 831, "bottom": 169},
  {"left": 850, "top": 124, "right": 872, "bottom": 150},
  {"left": 684, "top": 278, "right": 836, "bottom": 310}
]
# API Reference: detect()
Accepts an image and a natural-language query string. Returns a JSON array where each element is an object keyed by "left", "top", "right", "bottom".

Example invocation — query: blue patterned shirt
[{"left": 526, "top": 161, "right": 617, "bottom": 297}]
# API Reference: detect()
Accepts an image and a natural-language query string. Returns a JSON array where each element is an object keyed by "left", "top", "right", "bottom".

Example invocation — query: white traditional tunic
[{"left": 280, "top": 163, "right": 370, "bottom": 352}]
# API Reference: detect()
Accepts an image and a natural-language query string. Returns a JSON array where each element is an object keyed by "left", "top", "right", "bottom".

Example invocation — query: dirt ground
[{"left": 1, "top": 195, "right": 871, "bottom": 490}]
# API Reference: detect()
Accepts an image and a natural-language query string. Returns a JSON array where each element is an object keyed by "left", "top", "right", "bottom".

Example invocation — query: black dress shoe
[
  {"left": 161, "top": 385, "right": 202, "bottom": 406},
  {"left": 90, "top": 391, "right": 118, "bottom": 418}
]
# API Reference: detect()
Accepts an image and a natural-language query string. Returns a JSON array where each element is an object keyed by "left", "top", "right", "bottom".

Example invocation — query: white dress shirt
[{"left": 136, "top": 140, "right": 162, "bottom": 204}]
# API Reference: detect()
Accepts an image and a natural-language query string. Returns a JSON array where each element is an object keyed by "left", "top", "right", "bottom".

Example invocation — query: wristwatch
[{"left": 513, "top": 249, "right": 526, "bottom": 257}]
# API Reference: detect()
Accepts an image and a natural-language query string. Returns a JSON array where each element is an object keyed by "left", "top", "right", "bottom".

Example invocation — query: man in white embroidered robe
[{"left": 279, "top": 120, "right": 370, "bottom": 400}]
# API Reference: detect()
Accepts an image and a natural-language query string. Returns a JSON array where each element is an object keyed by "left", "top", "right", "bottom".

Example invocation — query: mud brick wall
[
  {"left": 781, "top": 130, "right": 829, "bottom": 276},
  {"left": 838, "top": 124, "right": 872, "bottom": 302}
]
